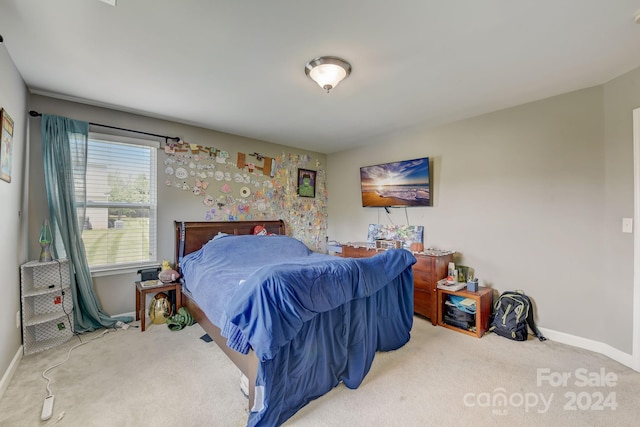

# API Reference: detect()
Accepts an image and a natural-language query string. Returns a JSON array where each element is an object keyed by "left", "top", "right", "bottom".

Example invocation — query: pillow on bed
[{"left": 200, "top": 234, "right": 312, "bottom": 265}]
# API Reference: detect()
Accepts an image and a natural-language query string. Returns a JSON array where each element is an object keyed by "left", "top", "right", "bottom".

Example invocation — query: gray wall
[
  {"left": 327, "top": 67, "right": 640, "bottom": 354},
  {"left": 0, "top": 44, "right": 28, "bottom": 387},
  {"left": 602, "top": 68, "right": 640, "bottom": 352}
]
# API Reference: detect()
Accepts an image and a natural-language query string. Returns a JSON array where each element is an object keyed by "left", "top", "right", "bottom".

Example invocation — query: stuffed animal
[
  {"left": 251, "top": 225, "right": 274, "bottom": 236},
  {"left": 159, "top": 260, "right": 180, "bottom": 283},
  {"left": 149, "top": 292, "right": 172, "bottom": 324}
]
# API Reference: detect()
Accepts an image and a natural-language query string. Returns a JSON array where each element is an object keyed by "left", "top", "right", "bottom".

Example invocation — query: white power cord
[{"left": 40, "top": 329, "right": 111, "bottom": 420}]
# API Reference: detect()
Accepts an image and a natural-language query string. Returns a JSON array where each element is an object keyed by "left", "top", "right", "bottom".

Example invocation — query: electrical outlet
[{"left": 16, "top": 311, "right": 20, "bottom": 328}]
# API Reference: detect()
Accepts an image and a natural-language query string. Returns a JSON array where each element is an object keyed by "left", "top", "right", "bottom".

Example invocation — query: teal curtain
[{"left": 41, "top": 114, "right": 132, "bottom": 331}]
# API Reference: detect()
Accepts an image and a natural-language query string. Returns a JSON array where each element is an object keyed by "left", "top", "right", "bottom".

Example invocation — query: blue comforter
[{"left": 181, "top": 235, "right": 416, "bottom": 427}]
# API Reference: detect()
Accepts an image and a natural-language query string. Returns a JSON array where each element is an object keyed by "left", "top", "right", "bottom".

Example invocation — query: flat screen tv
[{"left": 360, "top": 157, "right": 431, "bottom": 207}]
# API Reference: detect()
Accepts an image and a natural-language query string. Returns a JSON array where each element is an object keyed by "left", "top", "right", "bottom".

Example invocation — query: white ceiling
[{"left": 1, "top": 0, "right": 640, "bottom": 154}]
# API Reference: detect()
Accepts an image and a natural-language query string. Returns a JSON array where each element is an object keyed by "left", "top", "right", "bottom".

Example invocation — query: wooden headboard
[{"left": 173, "top": 220, "right": 286, "bottom": 269}]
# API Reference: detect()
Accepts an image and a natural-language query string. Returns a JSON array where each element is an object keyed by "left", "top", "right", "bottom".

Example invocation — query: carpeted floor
[{"left": 1, "top": 317, "right": 639, "bottom": 426}]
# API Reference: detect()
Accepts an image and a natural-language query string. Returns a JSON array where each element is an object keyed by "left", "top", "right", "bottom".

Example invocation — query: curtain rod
[{"left": 29, "top": 110, "right": 180, "bottom": 143}]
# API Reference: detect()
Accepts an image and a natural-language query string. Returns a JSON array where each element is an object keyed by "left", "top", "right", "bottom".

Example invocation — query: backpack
[{"left": 489, "top": 290, "right": 546, "bottom": 341}]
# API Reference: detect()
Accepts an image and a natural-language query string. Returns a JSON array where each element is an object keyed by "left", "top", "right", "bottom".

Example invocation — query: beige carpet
[{"left": 1, "top": 317, "right": 639, "bottom": 426}]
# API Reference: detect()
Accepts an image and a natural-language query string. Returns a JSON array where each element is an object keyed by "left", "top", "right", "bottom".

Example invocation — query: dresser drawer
[
  {"left": 412, "top": 257, "right": 434, "bottom": 273},
  {"left": 414, "top": 288, "right": 436, "bottom": 324},
  {"left": 342, "top": 246, "right": 378, "bottom": 258},
  {"left": 413, "top": 270, "right": 436, "bottom": 291}
]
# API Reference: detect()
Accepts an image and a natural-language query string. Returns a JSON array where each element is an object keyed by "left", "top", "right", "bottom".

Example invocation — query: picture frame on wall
[
  {"left": 1, "top": 108, "right": 14, "bottom": 183},
  {"left": 297, "top": 168, "right": 316, "bottom": 198}
]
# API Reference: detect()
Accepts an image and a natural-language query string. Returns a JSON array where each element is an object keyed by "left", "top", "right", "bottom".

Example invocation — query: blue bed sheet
[{"left": 180, "top": 234, "right": 416, "bottom": 427}]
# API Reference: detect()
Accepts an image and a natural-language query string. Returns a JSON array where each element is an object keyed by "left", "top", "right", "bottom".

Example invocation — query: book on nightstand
[
  {"left": 140, "top": 280, "right": 160, "bottom": 288},
  {"left": 436, "top": 278, "right": 467, "bottom": 292}
]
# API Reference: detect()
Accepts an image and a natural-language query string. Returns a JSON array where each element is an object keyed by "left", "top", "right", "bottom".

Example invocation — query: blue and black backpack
[{"left": 489, "top": 290, "right": 546, "bottom": 341}]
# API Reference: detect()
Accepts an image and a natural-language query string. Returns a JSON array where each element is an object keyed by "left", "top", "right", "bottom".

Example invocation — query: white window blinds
[{"left": 79, "top": 133, "right": 158, "bottom": 270}]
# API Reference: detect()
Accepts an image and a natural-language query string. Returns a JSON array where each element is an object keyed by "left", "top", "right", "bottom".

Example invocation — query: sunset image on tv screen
[{"left": 360, "top": 157, "right": 430, "bottom": 207}]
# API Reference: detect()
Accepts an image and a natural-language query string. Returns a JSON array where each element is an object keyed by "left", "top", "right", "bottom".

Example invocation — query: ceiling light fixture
[{"left": 305, "top": 56, "right": 351, "bottom": 93}]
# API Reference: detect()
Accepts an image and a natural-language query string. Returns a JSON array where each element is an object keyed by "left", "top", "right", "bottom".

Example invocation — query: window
[{"left": 78, "top": 133, "right": 158, "bottom": 271}]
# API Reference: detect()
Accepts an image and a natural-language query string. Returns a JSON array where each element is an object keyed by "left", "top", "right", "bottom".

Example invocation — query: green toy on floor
[{"left": 166, "top": 307, "right": 195, "bottom": 331}]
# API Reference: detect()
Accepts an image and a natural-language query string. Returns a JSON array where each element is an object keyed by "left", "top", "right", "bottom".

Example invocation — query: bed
[{"left": 174, "top": 220, "right": 416, "bottom": 426}]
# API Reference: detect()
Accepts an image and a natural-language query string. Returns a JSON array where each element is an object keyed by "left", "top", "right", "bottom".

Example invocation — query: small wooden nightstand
[
  {"left": 437, "top": 286, "right": 493, "bottom": 338},
  {"left": 135, "top": 281, "right": 181, "bottom": 331}
]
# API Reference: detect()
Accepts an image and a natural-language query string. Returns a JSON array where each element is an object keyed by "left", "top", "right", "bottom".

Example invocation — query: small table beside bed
[{"left": 174, "top": 220, "right": 417, "bottom": 427}]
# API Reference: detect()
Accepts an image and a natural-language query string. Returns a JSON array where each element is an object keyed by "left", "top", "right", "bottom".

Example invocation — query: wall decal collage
[{"left": 162, "top": 140, "right": 327, "bottom": 250}]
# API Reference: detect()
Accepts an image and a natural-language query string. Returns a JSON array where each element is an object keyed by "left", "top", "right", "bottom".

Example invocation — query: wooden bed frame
[{"left": 173, "top": 220, "right": 286, "bottom": 409}]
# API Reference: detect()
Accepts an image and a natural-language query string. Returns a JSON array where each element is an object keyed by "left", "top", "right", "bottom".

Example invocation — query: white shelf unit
[{"left": 20, "top": 259, "right": 74, "bottom": 355}]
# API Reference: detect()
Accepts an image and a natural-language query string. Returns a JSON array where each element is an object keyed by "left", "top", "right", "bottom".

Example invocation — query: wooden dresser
[
  {"left": 340, "top": 243, "right": 453, "bottom": 324},
  {"left": 340, "top": 243, "right": 379, "bottom": 259},
  {"left": 412, "top": 253, "right": 453, "bottom": 324}
]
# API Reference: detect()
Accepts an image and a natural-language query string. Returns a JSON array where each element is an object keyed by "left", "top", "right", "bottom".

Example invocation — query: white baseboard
[
  {"left": 0, "top": 346, "right": 23, "bottom": 401},
  {"left": 111, "top": 311, "right": 135, "bottom": 319},
  {"left": 539, "top": 327, "right": 635, "bottom": 370}
]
